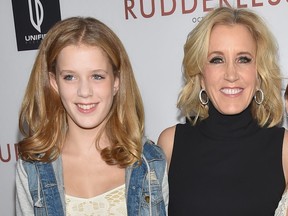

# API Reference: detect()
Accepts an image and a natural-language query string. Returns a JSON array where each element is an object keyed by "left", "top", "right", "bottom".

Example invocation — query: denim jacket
[{"left": 16, "top": 139, "right": 168, "bottom": 216}]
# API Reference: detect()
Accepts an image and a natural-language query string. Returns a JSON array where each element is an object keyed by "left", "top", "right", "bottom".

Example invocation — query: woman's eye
[
  {"left": 209, "top": 57, "right": 223, "bottom": 64},
  {"left": 63, "top": 75, "right": 75, "bottom": 80},
  {"left": 238, "top": 56, "right": 252, "bottom": 63},
  {"left": 92, "top": 74, "right": 104, "bottom": 80}
]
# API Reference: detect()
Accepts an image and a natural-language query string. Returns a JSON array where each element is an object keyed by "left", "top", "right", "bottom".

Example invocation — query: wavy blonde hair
[
  {"left": 18, "top": 17, "right": 144, "bottom": 167},
  {"left": 285, "top": 85, "right": 288, "bottom": 100},
  {"left": 178, "top": 7, "right": 283, "bottom": 127}
]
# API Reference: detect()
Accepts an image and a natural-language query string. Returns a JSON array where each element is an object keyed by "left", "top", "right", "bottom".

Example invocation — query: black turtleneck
[{"left": 168, "top": 104, "right": 285, "bottom": 216}]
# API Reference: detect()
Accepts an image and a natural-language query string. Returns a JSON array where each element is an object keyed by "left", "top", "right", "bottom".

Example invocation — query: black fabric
[{"left": 168, "top": 104, "right": 285, "bottom": 216}]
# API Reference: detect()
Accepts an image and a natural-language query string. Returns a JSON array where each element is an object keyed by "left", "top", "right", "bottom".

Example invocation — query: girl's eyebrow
[
  {"left": 91, "top": 69, "right": 108, "bottom": 74},
  {"left": 59, "top": 69, "right": 109, "bottom": 74},
  {"left": 59, "top": 70, "right": 76, "bottom": 74}
]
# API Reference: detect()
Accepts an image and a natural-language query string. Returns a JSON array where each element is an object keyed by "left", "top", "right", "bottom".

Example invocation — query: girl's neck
[{"left": 62, "top": 124, "right": 110, "bottom": 156}]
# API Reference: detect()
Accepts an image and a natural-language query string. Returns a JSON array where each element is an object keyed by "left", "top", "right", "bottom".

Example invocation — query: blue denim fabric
[
  {"left": 22, "top": 140, "right": 167, "bottom": 216},
  {"left": 23, "top": 161, "right": 64, "bottom": 216},
  {"left": 126, "top": 140, "right": 167, "bottom": 215}
]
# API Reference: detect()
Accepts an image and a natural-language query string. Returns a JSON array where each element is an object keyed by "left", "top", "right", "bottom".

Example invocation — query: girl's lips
[
  {"left": 76, "top": 103, "right": 97, "bottom": 113},
  {"left": 77, "top": 103, "right": 96, "bottom": 110}
]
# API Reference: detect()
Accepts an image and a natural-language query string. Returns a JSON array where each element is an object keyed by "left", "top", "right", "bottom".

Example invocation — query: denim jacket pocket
[
  {"left": 140, "top": 170, "right": 165, "bottom": 215},
  {"left": 29, "top": 187, "right": 46, "bottom": 215}
]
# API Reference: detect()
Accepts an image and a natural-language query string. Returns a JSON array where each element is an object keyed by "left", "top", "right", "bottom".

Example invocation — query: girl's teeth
[{"left": 78, "top": 104, "right": 95, "bottom": 110}]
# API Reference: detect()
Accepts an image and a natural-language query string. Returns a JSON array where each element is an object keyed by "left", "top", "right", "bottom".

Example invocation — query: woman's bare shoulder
[{"left": 157, "top": 125, "right": 177, "bottom": 169}]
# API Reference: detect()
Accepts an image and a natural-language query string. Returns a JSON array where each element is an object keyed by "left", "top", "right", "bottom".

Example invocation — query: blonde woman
[{"left": 158, "top": 7, "right": 287, "bottom": 215}]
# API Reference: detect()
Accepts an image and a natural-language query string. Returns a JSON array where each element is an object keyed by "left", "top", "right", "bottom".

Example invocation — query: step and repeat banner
[{"left": 1, "top": 0, "right": 287, "bottom": 215}]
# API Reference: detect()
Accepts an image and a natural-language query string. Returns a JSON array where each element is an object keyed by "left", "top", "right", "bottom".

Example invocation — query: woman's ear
[
  {"left": 200, "top": 75, "right": 205, "bottom": 90},
  {"left": 49, "top": 72, "right": 59, "bottom": 93},
  {"left": 256, "top": 74, "right": 261, "bottom": 89}
]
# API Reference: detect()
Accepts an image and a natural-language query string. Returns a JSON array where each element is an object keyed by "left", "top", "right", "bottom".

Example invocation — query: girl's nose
[{"left": 77, "top": 79, "right": 93, "bottom": 97}]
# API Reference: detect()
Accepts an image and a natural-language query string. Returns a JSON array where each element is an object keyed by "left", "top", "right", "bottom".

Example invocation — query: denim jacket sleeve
[
  {"left": 16, "top": 159, "right": 35, "bottom": 216},
  {"left": 16, "top": 158, "right": 65, "bottom": 216},
  {"left": 125, "top": 138, "right": 169, "bottom": 216}
]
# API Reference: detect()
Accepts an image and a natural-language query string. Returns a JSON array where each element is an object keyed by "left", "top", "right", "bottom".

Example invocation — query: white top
[
  {"left": 275, "top": 190, "right": 288, "bottom": 216},
  {"left": 65, "top": 184, "right": 127, "bottom": 216}
]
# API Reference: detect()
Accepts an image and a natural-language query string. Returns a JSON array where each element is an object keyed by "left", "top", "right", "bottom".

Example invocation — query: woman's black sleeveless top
[{"left": 169, "top": 105, "right": 285, "bottom": 216}]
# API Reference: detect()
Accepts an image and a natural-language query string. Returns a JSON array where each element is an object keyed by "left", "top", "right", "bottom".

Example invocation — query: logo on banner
[
  {"left": 28, "top": 0, "right": 44, "bottom": 33},
  {"left": 12, "top": 0, "right": 61, "bottom": 51},
  {"left": 124, "top": 0, "right": 288, "bottom": 21},
  {"left": 0, "top": 144, "right": 18, "bottom": 163}
]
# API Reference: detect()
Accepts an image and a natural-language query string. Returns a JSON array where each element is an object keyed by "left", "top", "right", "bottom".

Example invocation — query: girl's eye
[
  {"left": 63, "top": 74, "right": 75, "bottom": 80},
  {"left": 238, "top": 56, "right": 252, "bottom": 63},
  {"left": 209, "top": 57, "right": 223, "bottom": 64},
  {"left": 92, "top": 74, "right": 105, "bottom": 80}
]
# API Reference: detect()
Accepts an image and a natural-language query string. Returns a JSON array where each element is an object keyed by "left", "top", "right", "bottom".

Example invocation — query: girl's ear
[
  {"left": 113, "top": 76, "right": 120, "bottom": 96},
  {"left": 49, "top": 72, "right": 59, "bottom": 93}
]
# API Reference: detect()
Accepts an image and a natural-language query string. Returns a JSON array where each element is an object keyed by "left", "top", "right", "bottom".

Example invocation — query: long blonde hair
[
  {"left": 18, "top": 17, "right": 144, "bottom": 167},
  {"left": 178, "top": 7, "right": 283, "bottom": 127}
]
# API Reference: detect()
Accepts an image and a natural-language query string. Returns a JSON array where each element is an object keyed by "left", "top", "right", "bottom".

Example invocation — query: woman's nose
[{"left": 224, "top": 62, "right": 239, "bottom": 82}]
